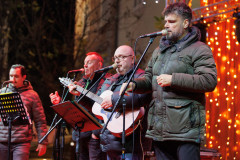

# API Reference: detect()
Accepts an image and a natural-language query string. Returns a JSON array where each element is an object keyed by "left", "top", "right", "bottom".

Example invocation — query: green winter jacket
[{"left": 134, "top": 26, "right": 217, "bottom": 143}]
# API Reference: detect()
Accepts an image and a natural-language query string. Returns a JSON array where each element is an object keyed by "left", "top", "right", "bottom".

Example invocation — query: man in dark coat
[
  {"left": 120, "top": 3, "right": 217, "bottom": 160},
  {"left": 50, "top": 52, "right": 109, "bottom": 160},
  {"left": 97, "top": 45, "right": 151, "bottom": 160}
]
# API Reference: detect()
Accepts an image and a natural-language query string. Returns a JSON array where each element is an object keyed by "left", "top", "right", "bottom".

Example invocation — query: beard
[{"left": 166, "top": 30, "right": 184, "bottom": 43}]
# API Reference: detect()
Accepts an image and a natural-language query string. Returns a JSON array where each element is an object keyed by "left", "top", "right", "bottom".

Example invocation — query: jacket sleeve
[
  {"left": 111, "top": 91, "right": 151, "bottom": 109},
  {"left": 171, "top": 44, "right": 217, "bottom": 93},
  {"left": 111, "top": 71, "right": 152, "bottom": 109},
  {"left": 134, "top": 48, "right": 160, "bottom": 93},
  {"left": 31, "top": 91, "right": 48, "bottom": 145}
]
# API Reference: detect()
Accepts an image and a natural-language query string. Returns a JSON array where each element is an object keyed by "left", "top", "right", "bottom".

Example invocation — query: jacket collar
[
  {"left": 159, "top": 26, "right": 201, "bottom": 53},
  {"left": 6, "top": 80, "right": 33, "bottom": 93},
  {"left": 82, "top": 72, "right": 102, "bottom": 83}
]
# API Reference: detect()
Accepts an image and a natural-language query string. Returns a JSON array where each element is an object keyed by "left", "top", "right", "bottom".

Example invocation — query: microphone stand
[
  {"left": 121, "top": 98, "right": 126, "bottom": 160},
  {"left": 39, "top": 72, "right": 79, "bottom": 160},
  {"left": 100, "top": 36, "right": 156, "bottom": 158},
  {"left": 72, "top": 71, "right": 107, "bottom": 158},
  {"left": 39, "top": 71, "right": 105, "bottom": 144},
  {"left": 56, "top": 72, "right": 78, "bottom": 160},
  {"left": 76, "top": 71, "right": 106, "bottom": 104},
  {"left": 69, "top": 71, "right": 107, "bottom": 159}
]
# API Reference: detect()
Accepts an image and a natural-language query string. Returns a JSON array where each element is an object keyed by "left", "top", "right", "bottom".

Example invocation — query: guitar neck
[{"left": 76, "top": 85, "right": 103, "bottom": 105}]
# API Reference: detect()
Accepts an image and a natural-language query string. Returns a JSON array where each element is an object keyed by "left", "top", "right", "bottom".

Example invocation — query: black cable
[
  {"left": 130, "top": 37, "right": 141, "bottom": 159},
  {"left": 119, "top": 36, "right": 142, "bottom": 159}
]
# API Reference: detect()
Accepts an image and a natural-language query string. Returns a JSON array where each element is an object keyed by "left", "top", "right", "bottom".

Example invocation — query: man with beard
[{"left": 120, "top": 2, "right": 217, "bottom": 160}]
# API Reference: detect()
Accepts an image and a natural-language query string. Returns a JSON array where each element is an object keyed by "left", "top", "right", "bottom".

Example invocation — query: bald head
[
  {"left": 113, "top": 45, "right": 135, "bottom": 75},
  {"left": 114, "top": 45, "right": 134, "bottom": 57}
]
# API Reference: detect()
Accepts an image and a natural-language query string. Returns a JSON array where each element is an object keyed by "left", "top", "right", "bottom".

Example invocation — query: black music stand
[
  {"left": 50, "top": 100, "right": 102, "bottom": 159},
  {"left": 0, "top": 92, "right": 30, "bottom": 160}
]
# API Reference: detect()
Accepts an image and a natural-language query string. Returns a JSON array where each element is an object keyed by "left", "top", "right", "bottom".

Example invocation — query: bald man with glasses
[{"left": 98, "top": 45, "right": 151, "bottom": 160}]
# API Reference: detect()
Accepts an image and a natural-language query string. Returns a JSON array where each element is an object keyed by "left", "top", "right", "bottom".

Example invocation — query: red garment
[{"left": 0, "top": 81, "right": 48, "bottom": 145}]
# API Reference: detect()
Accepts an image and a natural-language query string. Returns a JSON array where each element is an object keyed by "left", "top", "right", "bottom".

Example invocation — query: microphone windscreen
[
  {"left": 112, "top": 63, "right": 118, "bottom": 69},
  {"left": 162, "top": 29, "right": 168, "bottom": 36},
  {"left": 4, "top": 80, "right": 14, "bottom": 84}
]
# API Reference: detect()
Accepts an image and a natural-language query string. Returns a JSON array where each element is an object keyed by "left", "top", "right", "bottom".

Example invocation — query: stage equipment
[
  {"left": 233, "top": 9, "right": 240, "bottom": 43},
  {"left": 191, "top": 0, "right": 240, "bottom": 43},
  {"left": 192, "top": 0, "right": 240, "bottom": 24},
  {"left": 0, "top": 92, "right": 30, "bottom": 160}
]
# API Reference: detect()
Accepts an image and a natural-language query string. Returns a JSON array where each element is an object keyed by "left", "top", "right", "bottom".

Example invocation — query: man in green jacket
[{"left": 120, "top": 2, "right": 217, "bottom": 160}]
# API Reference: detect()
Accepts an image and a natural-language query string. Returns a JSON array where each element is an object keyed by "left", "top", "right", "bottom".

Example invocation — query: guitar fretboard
[
  {"left": 76, "top": 85, "right": 103, "bottom": 104},
  {"left": 59, "top": 77, "right": 103, "bottom": 105}
]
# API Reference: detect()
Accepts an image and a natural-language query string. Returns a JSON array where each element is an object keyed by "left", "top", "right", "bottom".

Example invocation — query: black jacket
[{"left": 98, "top": 68, "right": 151, "bottom": 153}]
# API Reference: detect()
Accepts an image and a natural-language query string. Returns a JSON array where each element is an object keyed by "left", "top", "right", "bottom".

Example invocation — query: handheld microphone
[
  {"left": 94, "top": 63, "right": 117, "bottom": 73},
  {"left": 3, "top": 80, "right": 14, "bottom": 84},
  {"left": 68, "top": 68, "right": 84, "bottom": 73},
  {"left": 140, "top": 29, "right": 168, "bottom": 38},
  {"left": 1, "top": 80, "right": 14, "bottom": 89}
]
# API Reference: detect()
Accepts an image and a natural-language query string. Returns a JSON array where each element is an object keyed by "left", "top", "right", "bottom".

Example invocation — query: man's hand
[
  {"left": 156, "top": 74, "right": 172, "bottom": 87},
  {"left": 68, "top": 82, "right": 81, "bottom": 96},
  {"left": 49, "top": 91, "right": 61, "bottom": 105},
  {"left": 36, "top": 144, "right": 47, "bottom": 156},
  {"left": 119, "top": 82, "right": 135, "bottom": 96},
  {"left": 92, "top": 133, "right": 99, "bottom": 139},
  {"left": 101, "top": 94, "right": 113, "bottom": 109}
]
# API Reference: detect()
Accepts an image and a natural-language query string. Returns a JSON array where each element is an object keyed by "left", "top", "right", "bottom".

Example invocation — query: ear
[
  {"left": 131, "top": 56, "right": 135, "bottom": 65},
  {"left": 183, "top": 19, "right": 190, "bottom": 29},
  {"left": 98, "top": 62, "right": 103, "bottom": 69},
  {"left": 23, "top": 75, "right": 27, "bottom": 80}
]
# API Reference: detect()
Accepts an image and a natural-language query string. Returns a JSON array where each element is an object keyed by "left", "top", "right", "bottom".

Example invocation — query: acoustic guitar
[{"left": 59, "top": 77, "right": 145, "bottom": 137}]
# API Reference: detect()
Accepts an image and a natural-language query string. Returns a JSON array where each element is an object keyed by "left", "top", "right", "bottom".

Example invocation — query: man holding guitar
[
  {"left": 95, "top": 45, "right": 151, "bottom": 160},
  {"left": 50, "top": 52, "right": 110, "bottom": 160}
]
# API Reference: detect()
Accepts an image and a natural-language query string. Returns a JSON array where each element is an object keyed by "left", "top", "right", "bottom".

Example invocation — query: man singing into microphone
[
  {"left": 50, "top": 52, "right": 110, "bottom": 160},
  {"left": 120, "top": 2, "right": 217, "bottom": 160},
  {"left": 0, "top": 64, "right": 48, "bottom": 160},
  {"left": 83, "top": 45, "right": 151, "bottom": 160}
]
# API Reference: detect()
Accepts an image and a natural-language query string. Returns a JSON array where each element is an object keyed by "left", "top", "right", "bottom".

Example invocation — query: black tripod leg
[
  {"left": 75, "top": 130, "right": 81, "bottom": 160},
  {"left": 53, "top": 123, "right": 61, "bottom": 160},
  {"left": 60, "top": 121, "right": 66, "bottom": 159},
  {"left": 8, "top": 118, "right": 12, "bottom": 160}
]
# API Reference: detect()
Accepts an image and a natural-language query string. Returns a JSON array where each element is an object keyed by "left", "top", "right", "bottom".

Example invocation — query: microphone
[
  {"left": 3, "top": 80, "right": 14, "bottom": 84},
  {"left": 1, "top": 80, "right": 14, "bottom": 88},
  {"left": 68, "top": 68, "right": 84, "bottom": 73},
  {"left": 94, "top": 63, "right": 117, "bottom": 73},
  {"left": 140, "top": 29, "right": 168, "bottom": 38}
]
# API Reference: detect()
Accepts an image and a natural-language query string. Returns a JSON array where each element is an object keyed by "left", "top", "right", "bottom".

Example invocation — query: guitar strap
[{"left": 84, "top": 80, "right": 90, "bottom": 89}]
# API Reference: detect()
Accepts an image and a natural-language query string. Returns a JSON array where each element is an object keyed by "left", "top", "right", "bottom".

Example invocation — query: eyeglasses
[{"left": 112, "top": 55, "right": 133, "bottom": 62}]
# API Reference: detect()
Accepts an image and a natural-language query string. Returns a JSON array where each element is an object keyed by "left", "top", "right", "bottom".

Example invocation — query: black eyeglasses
[{"left": 112, "top": 55, "right": 133, "bottom": 62}]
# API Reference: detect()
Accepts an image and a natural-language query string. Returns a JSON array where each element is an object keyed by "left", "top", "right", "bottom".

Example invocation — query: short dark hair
[
  {"left": 163, "top": 2, "right": 192, "bottom": 23},
  {"left": 10, "top": 64, "right": 27, "bottom": 76},
  {"left": 86, "top": 52, "right": 104, "bottom": 64}
]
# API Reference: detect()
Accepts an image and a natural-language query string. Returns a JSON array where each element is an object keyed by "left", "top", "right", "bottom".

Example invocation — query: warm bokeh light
[{"left": 200, "top": 0, "right": 240, "bottom": 159}]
